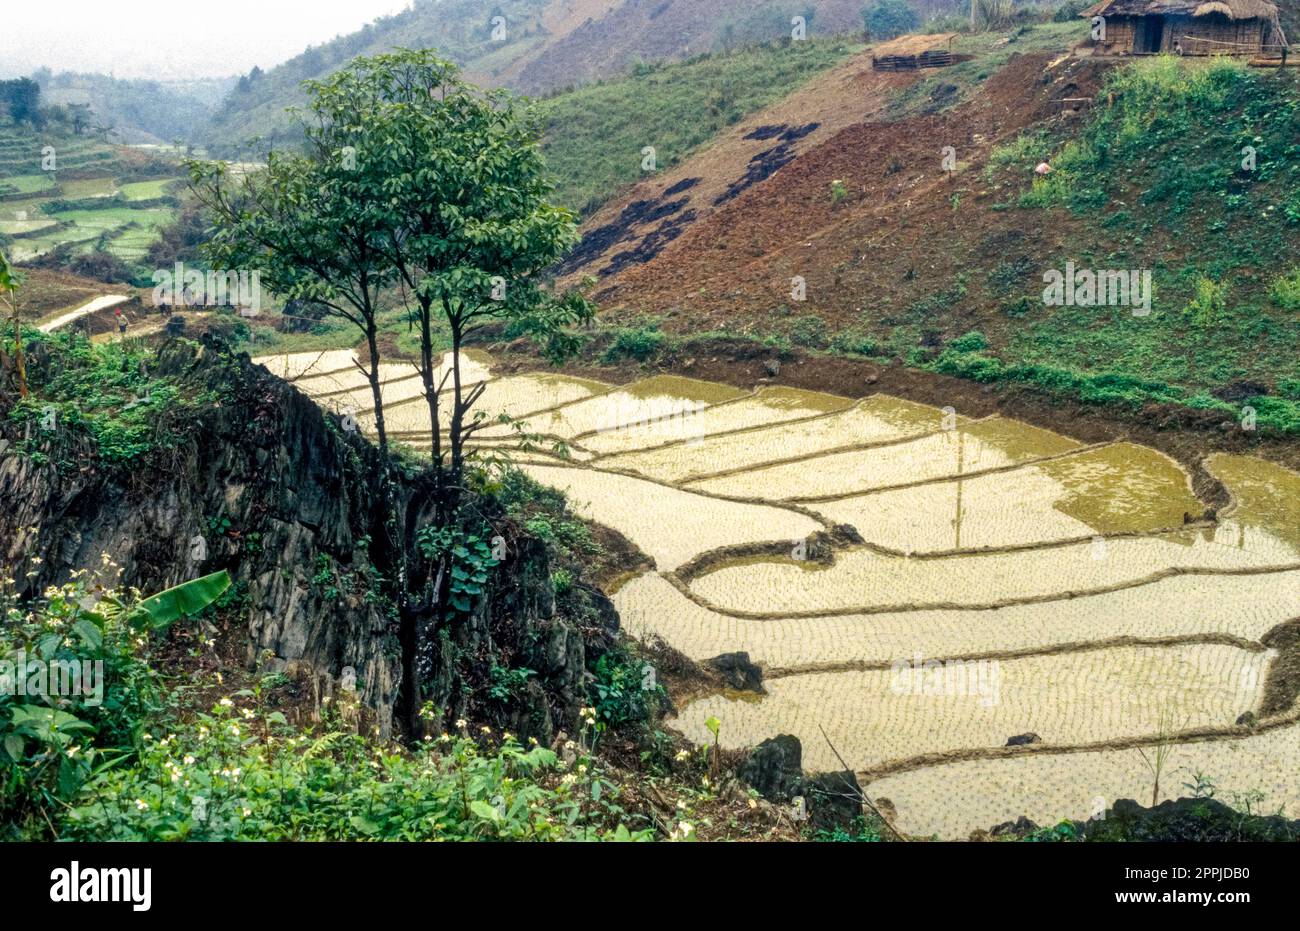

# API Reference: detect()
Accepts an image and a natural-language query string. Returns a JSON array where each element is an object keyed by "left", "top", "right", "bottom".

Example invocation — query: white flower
[
  {"left": 183, "top": 755, "right": 196, "bottom": 766},
  {"left": 218, "top": 698, "right": 234, "bottom": 708},
  {"left": 134, "top": 799, "right": 148, "bottom": 811}
]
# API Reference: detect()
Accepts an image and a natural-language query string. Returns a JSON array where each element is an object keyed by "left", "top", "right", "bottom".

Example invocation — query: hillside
[
  {"left": 0, "top": 123, "right": 186, "bottom": 275},
  {"left": 200, "top": 0, "right": 868, "bottom": 156},
  {"left": 7, "top": 3, "right": 1300, "bottom": 868},
  {"left": 560, "top": 22, "right": 1300, "bottom": 436},
  {"left": 538, "top": 37, "right": 862, "bottom": 214},
  {"left": 35, "top": 70, "right": 234, "bottom": 145}
]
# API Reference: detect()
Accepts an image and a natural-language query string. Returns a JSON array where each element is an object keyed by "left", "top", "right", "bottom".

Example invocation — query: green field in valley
[{"left": 0, "top": 123, "right": 184, "bottom": 271}]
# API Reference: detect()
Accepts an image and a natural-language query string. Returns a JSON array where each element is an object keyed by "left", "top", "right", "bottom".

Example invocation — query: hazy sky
[{"left": 1, "top": 0, "right": 412, "bottom": 81}]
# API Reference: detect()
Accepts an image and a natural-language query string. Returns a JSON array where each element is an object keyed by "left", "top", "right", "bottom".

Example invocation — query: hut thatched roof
[
  {"left": 870, "top": 32, "right": 958, "bottom": 58},
  {"left": 1079, "top": 0, "right": 1280, "bottom": 21}
]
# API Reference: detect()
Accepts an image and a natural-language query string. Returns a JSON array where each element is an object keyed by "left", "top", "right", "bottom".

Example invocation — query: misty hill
[
  {"left": 34, "top": 70, "right": 234, "bottom": 145},
  {"left": 199, "top": 0, "right": 868, "bottom": 156}
]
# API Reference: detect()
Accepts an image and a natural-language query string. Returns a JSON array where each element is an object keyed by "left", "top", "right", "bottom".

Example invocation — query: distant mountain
[
  {"left": 34, "top": 70, "right": 235, "bottom": 145},
  {"left": 199, "top": 0, "right": 870, "bottom": 156}
]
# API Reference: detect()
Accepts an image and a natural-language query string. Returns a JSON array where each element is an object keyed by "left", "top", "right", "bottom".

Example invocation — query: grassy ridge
[
  {"left": 536, "top": 38, "right": 862, "bottom": 214},
  {"left": 957, "top": 57, "right": 1300, "bottom": 433}
]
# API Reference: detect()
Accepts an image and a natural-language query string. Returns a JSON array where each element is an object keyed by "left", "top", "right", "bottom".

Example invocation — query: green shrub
[
  {"left": 931, "top": 349, "right": 1005, "bottom": 382},
  {"left": 5, "top": 332, "right": 219, "bottom": 467},
  {"left": 863, "top": 0, "right": 920, "bottom": 40},
  {"left": 496, "top": 467, "right": 599, "bottom": 562},
  {"left": 1, "top": 570, "right": 230, "bottom": 839},
  {"left": 589, "top": 647, "right": 667, "bottom": 736},
  {"left": 948, "top": 330, "right": 989, "bottom": 352},
  {"left": 602, "top": 324, "right": 666, "bottom": 363},
  {"left": 1184, "top": 277, "right": 1227, "bottom": 330},
  {"left": 790, "top": 314, "right": 829, "bottom": 349},
  {"left": 63, "top": 704, "right": 652, "bottom": 841},
  {"left": 828, "top": 331, "right": 880, "bottom": 356},
  {"left": 1268, "top": 269, "right": 1300, "bottom": 311}
]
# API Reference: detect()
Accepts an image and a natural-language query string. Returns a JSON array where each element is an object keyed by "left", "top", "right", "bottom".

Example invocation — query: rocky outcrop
[
  {"left": 989, "top": 815, "right": 1040, "bottom": 838},
  {"left": 0, "top": 338, "right": 611, "bottom": 741},
  {"left": 739, "top": 735, "right": 803, "bottom": 802},
  {"left": 987, "top": 798, "right": 1300, "bottom": 842},
  {"left": 1080, "top": 797, "right": 1300, "bottom": 842},
  {"left": 737, "top": 734, "right": 866, "bottom": 834},
  {"left": 704, "top": 651, "right": 765, "bottom": 694},
  {"left": 803, "top": 771, "right": 866, "bottom": 834}
]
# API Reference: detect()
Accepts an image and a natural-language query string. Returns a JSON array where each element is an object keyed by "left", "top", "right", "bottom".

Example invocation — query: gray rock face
[
  {"left": 804, "top": 771, "right": 865, "bottom": 834},
  {"left": 990, "top": 815, "right": 1040, "bottom": 838},
  {"left": 739, "top": 735, "right": 803, "bottom": 802},
  {"left": 0, "top": 339, "right": 605, "bottom": 741},
  {"left": 737, "top": 736, "right": 866, "bottom": 834},
  {"left": 705, "top": 651, "right": 765, "bottom": 693},
  {"left": 2, "top": 340, "right": 403, "bottom": 733}
]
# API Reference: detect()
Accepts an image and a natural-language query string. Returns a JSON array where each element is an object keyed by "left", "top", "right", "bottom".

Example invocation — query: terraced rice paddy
[
  {"left": 0, "top": 131, "right": 183, "bottom": 261},
  {"left": 273, "top": 348, "right": 1300, "bottom": 839}
]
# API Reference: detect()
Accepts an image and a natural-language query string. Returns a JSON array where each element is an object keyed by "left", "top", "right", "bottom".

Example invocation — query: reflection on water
[
  {"left": 1205, "top": 452, "right": 1300, "bottom": 557},
  {"left": 819, "top": 442, "right": 1206, "bottom": 552}
]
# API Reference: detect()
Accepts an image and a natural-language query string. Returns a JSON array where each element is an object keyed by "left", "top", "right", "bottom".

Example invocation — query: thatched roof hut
[{"left": 1080, "top": 0, "right": 1289, "bottom": 56}]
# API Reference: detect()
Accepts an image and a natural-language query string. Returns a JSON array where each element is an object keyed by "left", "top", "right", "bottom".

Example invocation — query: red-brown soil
[{"left": 567, "top": 50, "right": 1110, "bottom": 339}]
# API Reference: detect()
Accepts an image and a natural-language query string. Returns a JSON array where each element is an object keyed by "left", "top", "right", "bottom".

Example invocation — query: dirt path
[{"left": 37, "top": 294, "right": 132, "bottom": 333}]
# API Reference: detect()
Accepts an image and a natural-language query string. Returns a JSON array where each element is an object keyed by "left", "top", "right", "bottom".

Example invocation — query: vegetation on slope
[
  {"left": 579, "top": 43, "right": 1298, "bottom": 439},
  {"left": 956, "top": 57, "right": 1300, "bottom": 433},
  {"left": 3, "top": 332, "right": 222, "bottom": 466},
  {"left": 34, "top": 70, "right": 234, "bottom": 145},
  {"left": 538, "top": 38, "right": 862, "bottom": 214},
  {"left": 200, "top": 0, "right": 868, "bottom": 157},
  {"left": 0, "top": 119, "right": 186, "bottom": 280}
]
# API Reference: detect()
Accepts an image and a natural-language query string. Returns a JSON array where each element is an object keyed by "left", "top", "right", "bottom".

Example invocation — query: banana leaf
[{"left": 133, "top": 570, "right": 232, "bottom": 629}]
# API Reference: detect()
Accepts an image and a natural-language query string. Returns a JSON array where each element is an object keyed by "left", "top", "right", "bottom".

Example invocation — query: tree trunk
[
  {"left": 10, "top": 297, "right": 27, "bottom": 399},
  {"left": 363, "top": 322, "right": 389, "bottom": 463},
  {"left": 447, "top": 323, "right": 465, "bottom": 517},
  {"left": 417, "top": 298, "right": 447, "bottom": 522}
]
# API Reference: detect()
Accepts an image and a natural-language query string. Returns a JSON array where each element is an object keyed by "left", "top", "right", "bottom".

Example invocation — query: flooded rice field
[{"left": 264, "top": 349, "right": 1300, "bottom": 839}]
